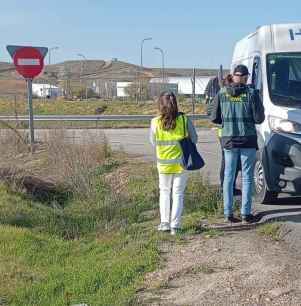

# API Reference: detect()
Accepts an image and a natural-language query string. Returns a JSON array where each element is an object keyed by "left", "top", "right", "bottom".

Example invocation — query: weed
[{"left": 257, "top": 223, "right": 281, "bottom": 241}]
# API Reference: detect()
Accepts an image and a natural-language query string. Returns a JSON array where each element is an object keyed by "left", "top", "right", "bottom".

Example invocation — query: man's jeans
[{"left": 223, "top": 148, "right": 256, "bottom": 217}]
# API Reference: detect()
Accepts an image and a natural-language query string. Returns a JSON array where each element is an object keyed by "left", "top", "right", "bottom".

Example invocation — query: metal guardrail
[{"left": 0, "top": 114, "right": 209, "bottom": 122}]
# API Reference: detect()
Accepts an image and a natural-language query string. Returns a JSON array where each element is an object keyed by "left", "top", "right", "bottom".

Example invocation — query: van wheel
[{"left": 253, "top": 157, "right": 278, "bottom": 204}]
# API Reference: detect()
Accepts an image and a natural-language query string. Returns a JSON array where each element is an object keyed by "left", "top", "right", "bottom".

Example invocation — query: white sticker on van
[{"left": 289, "top": 29, "right": 301, "bottom": 40}]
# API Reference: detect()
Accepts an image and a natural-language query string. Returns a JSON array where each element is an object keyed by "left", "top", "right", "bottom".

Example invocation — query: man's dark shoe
[
  {"left": 224, "top": 215, "right": 240, "bottom": 224},
  {"left": 233, "top": 188, "right": 242, "bottom": 196},
  {"left": 241, "top": 214, "right": 256, "bottom": 224}
]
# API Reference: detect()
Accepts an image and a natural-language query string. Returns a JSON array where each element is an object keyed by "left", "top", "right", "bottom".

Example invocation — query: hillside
[
  {"left": 0, "top": 59, "right": 226, "bottom": 96},
  {"left": 43, "top": 60, "right": 224, "bottom": 82},
  {"left": 0, "top": 60, "right": 223, "bottom": 81}
]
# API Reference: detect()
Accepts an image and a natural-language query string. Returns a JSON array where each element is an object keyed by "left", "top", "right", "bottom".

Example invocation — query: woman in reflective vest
[{"left": 150, "top": 92, "right": 198, "bottom": 235}]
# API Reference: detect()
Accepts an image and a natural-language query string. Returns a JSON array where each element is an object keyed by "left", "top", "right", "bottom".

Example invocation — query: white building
[
  {"left": 32, "top": 83, "right": 59, "bottom": 98},
  {"left": 150, "top": 76, "right": 211, "bottom": 95},
  {"left": 116, "top": 81, "right": 132, "bottom": 97}
]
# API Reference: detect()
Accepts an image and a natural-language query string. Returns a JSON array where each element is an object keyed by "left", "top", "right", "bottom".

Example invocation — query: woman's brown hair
[
  {"left": 158, "top": 91, "right": 179, "bottom": 130},
  {"left": 222, "top": 74, "right": 233, "bottom": 86}
]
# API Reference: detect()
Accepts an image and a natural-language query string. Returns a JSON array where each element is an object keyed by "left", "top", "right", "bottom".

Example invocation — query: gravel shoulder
[{"left": 137, "top": 228, "right": 301, "bottom": 306}]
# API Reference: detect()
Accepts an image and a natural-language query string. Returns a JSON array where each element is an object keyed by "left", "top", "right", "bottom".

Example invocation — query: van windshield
[{"left": 267, "top": 53, "right": 301, "bottom": 107}]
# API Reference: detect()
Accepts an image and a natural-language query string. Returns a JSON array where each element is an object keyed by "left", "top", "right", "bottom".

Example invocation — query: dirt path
[{"left": 137, "top": 229, "right": 301, "bottom": 306}]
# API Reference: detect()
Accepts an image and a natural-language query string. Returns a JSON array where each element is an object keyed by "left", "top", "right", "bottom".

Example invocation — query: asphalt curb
[{"left": 200, "top": 209, "right": 301, "bottom": 231}]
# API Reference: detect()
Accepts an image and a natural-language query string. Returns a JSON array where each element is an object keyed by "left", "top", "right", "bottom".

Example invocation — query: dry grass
[
  {"left": 0, "top": 125, "right": 29, "bottom": 157},
  {"left": 43, "top": 130, "right": 111, "bottom": 198},
  {"left": 0, "top": 127, "right": 113, "bottom": 203}
]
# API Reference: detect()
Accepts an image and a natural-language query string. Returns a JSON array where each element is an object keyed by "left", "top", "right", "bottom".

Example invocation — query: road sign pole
[{"left": 26, "top": 78, "right": 35, "bottom": 151}]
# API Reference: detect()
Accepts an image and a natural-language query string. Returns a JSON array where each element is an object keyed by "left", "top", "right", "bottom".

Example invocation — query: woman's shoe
[
  {"left": 170, "top": 228, "right": 181, "bottom": 235},
  {"left": 157, "top": 222, "right": 170, "bottom": 232}
]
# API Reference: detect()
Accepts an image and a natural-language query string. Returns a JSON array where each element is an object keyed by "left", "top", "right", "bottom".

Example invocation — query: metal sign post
[{"left": 26, "top": 78, "right": 34, "bottom": 151}]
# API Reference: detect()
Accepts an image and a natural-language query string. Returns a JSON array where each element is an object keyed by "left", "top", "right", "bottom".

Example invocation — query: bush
[{"left": 71, "top": 86, "right": 97, "bottom": 99}]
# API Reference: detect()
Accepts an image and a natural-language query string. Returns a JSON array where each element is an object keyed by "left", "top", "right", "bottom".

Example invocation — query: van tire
[{"left": 253, "top": 155, "right": 278, "bottom": 204}]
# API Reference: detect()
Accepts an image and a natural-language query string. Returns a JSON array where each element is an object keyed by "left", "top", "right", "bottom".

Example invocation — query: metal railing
[{"left": 0, "top": 114, "right": 209, "bottom": 122}]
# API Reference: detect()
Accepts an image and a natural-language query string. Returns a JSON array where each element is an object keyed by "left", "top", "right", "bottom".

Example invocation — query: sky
[{"left": 0, "top": 0, "right": 300, "bottom": 68}]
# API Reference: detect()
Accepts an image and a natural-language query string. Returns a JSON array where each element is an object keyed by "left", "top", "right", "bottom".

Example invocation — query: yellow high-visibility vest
[{"left": 153, "top": 115, "right": 188, "bottom": 174}]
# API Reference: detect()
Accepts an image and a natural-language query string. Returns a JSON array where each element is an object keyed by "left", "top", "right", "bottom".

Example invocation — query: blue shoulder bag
[{"left": 179, "top": 115, "right": 205, "bottom": 171}]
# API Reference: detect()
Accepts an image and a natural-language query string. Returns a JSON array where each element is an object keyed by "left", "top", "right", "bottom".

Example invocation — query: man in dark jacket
[
  {"left": 210, "top": 65, "right": 265, "bottom": 224},
  {"left": 205, "top": 76, "right": 220, "bottom": 105},
  {"left": 206, "top": 75, "right": 241, "bottom": 194}
]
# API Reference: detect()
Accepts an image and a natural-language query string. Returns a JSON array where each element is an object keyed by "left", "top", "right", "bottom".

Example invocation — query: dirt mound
[{"left": 0, "top": 167, "right": 68, "bottom": 203}]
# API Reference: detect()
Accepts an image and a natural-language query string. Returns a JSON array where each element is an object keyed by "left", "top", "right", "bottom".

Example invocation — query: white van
[{"left": 231, "top": 23, "right": 301, "bottom": 203}]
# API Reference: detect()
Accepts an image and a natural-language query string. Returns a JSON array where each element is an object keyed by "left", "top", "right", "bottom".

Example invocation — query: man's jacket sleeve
[
  {"left": 251, "top": 90, "right": 265, "bottom": 124},
  {"left": 210, "top": 93, "right": 222, "bottom": 124}
]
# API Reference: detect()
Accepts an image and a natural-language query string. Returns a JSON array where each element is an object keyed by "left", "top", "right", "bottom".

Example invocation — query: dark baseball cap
[{"left": 233, "top": 65, "right": 249, "bottom": 76}]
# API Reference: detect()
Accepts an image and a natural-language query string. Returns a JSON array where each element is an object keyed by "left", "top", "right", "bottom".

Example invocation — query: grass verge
[
  {"left": 0, "top": 132, "right": 221, "bottom": 306},
  {"left": 0, "top": 99, "right": 207, "bottom": 116}
]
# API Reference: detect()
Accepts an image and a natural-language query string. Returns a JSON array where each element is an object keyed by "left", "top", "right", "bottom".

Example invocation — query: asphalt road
[{"left": 103, "top": 127, "right": 221, "bottom": 183}]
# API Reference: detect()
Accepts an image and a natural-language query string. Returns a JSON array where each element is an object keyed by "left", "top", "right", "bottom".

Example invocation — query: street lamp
[
  {"left": 139, "top": 37, "right": 152, "bottom": 102},
  {"left": 154, "top": 47, "right": 165, "bottom": 85},
  {"left": 140, "top": 37, "right": 152, "bottom": 69},
  {"left": 49, "top": 46, "right": 59, "bottom": 65},
  {"left": 48, "top": 47, "right": 59, "bottom": 99},
  {"left": 77, "top": 53, "right": 88, "bottom": 100}
]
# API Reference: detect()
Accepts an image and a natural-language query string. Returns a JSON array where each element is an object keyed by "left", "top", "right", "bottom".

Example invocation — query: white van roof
[{"left": 232, "top": 23, "right": 301, "bottom": 62}]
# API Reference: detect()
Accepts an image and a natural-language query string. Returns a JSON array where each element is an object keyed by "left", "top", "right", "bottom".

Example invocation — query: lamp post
[
  {"left": 48, "top": 46, "right": 59, "bottom": 99},
  {"left": 139, "top": 37, "right": 152, "bottom": 102},
  {"left": 49, "top": 46, "right": 59, "bottom": 65},
  {"left": 154, "top": 47, "right": 165, "bottom": 86},
  {"left": 77, "top": 53, "right": 88, "bottom": 100}
]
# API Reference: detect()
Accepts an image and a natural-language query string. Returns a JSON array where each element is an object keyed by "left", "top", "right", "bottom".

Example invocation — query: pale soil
[{"left": 137, "top": 229, "right": 301, "bottom": 306}]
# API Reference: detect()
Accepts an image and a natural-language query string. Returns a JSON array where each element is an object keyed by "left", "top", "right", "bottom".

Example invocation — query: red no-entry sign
[
  {"left": 7, "top": 45, "right": 48, "bottom": 79},
  {"left": 13, "top": 47, "right": 44, "bottom": 79}
]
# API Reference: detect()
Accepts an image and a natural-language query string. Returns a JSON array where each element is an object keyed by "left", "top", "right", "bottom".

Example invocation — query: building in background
[
  {"left": 113, "top": 76, "right": 212, "bottom": 99},
  {"left": 32, "top": 83, "right": 60, "bottom": 98},
  {"left": 149, "top": 76, "right": 211, "bottom": 97},
  {"left": 113, "top": 76, "right": 211, "bottom": 100},
  {"left": 116, "top": 82, "right": 132, "bottom": 98}
]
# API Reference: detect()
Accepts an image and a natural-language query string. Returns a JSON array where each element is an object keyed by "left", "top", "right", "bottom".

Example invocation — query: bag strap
[{"left": 182, "top": 114, "right": 186, "bottom": 138}]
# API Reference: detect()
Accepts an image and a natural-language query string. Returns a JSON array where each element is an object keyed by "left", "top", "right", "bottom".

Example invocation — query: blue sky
[{"left": 0, "top": 0, "right": 300, "bottom": 68}]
